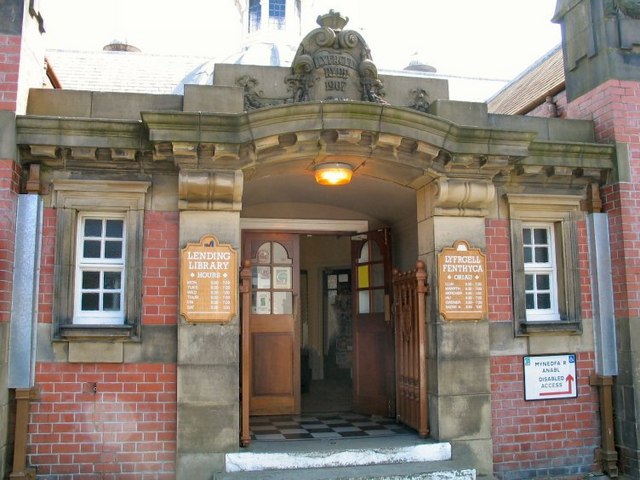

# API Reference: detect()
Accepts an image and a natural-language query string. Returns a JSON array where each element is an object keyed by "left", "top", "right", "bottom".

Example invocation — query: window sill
[
  {"left": 59, "top": 324, "right": 134, "bottom": 341},
  {"left": 518, "top": 320, "right": 582, "bottom": 336}
]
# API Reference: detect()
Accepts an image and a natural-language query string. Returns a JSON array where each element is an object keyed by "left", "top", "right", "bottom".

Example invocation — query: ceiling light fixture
[{"left": 314, "top": 162, "right": 353, "bottom": 186}]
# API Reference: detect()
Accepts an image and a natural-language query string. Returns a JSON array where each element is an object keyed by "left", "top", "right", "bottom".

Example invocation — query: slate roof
[
  {"left": 487, "top": 44, "right": 565, "bottom": 115},
  {"left": 45, "top": 49, "right": 215, "bottom": 95}
]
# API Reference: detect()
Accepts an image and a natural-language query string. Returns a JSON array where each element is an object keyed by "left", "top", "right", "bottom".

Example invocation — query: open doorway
[{"left": 299, "top": 235, "right": 353, "bottom": 414}]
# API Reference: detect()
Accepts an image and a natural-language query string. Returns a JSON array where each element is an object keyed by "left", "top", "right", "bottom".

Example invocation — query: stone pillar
[
  {"left": 176, "top": 169, "right": 243, "bottom": 479},
  {"left": 417, "top": 177, "right": 495, "bottom": 475}
]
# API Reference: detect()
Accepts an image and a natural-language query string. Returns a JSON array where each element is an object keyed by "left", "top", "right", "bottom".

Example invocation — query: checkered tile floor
[{"left": 250, "top": 412, "right": 413, "bottom": 441}]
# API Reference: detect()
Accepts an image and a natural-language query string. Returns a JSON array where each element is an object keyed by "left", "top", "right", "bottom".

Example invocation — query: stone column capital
[
  {"left": 178, "top": 169, "right": 243, "bottom": 211},
  {"left": 432, "top": 177, "right": 495, "bottom": 217}
]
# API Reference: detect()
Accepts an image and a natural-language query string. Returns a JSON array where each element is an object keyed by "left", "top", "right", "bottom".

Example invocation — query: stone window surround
[
  {"left": 51, "top": 179, "right": 150, "bottom": 341},
  {"left": 507, "top": 193, "right": 583, "bottom": 336}
]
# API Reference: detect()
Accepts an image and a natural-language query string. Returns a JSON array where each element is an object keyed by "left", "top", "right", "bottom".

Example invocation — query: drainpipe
[
  {"left": 8, "top": 192, "right": 43, "bottom": 480},
  {"left": 586, "top": 212, "right": 618, "bottom": 477}
]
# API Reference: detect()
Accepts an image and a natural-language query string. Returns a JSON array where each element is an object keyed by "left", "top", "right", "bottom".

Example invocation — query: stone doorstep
[
  {"left": 225, "top": 442, "right": 452, "bottom": 472},
  {"left": 215, "top": 462, "right": 476, "bottom": 480}
]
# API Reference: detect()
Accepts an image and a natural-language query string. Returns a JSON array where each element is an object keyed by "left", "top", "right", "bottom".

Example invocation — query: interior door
[
  {"left": 243, "top": 232, "right": 300, "bottom": 416},
  {"left": 351, "top": 228, "right": 395, "bottom": 417}
]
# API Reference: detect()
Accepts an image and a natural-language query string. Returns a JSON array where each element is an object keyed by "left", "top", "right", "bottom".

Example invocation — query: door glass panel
[
  {"left": 358, "top": 290, "right": 370, "bottom": 314},
  {"left": 273, "top": 291, "right": 293, "bottom": 314},
  {"left": 253, "top": 266, "right": 271, "bottom": 289},
  {"left": 256, "top": 242, "right": 271, "bottom": 264},
  {"left": 371, "top": 263, "right": 384, "bottom": 287},
  {"left": 273, "top": 242, "right": 291, "bottom": 264},
  {"left": 372, "top": 288, "right": 385, "bottom": 313},
  {"left": 359, "top": 242, "right": 369, "bottom": 262},
  {"left": 252, "top": 291, "right": 271, "bottom": 314},
  {"left": 370, "top": 241, "right": 382, "bottom": 262},
  {"left": 357, "top": 265, "right": 369, "bottom": 288},
  {"left": 273, "top": 266, "right": 292, "bottom": 289}
]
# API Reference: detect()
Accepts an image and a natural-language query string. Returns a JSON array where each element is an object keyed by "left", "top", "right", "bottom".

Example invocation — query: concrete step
[
  {"left": 215, "top": 440, "right": 476, "bottom": 479},
  {"left": 215, "top": 461, "right": 476, "bottom": 479}
]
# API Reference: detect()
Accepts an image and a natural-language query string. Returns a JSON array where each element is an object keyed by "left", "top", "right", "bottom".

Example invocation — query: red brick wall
[
  {"left": 29, "top": 363, "right": 176, "bottom": 479},
  {"left": 567, "top": 80, "right": 640, "bottom": 323},
  {"left": 29, "top": 210, "right": 180, "bottom": 477},
  {"left": 0, "top": 33, "right": 21, "bottom": 112},
  {"left": 491, "top": 353, "right": 600, "bottom": 478},
  {"left": 486, "top": 219, "right": 600, "bottom": 478},
  {"left": 0, "top": 159, "right": 20, "bottom": 323},
  {"left": 143, "top": 211, "right": 179, "bottom": 326},
  {"left": 486, "top": 219, "right": 513, "bottom": 323}
]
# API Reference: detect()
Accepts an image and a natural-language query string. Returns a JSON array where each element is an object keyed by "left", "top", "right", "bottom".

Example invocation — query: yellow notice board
[{"left": 180, "top": 234, "right": 238, "bottom": 323}]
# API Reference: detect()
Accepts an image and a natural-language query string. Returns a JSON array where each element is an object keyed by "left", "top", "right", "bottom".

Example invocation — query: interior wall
[
  {"left": 300, "top": 234, "right": 350, "bottom": 380},
  {"left": 392, "top": 214, "right": 419, "bottom": 272}
]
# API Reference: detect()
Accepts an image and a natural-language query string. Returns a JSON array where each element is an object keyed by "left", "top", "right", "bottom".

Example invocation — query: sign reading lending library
[
  {"left": 180, "top": 234, "right": 238, "bottom": 323},
  {"left": 524, "top": 354, "right": 578, "bottom": 401},
  {"left": 437, "top": 240, "right": 488, "bottom": 320}
]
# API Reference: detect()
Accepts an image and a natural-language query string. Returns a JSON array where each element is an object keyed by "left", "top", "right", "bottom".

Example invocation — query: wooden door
[
  {"left": 243, "top": 232, "right": 300, "bottom": 416},
  {"left": 351, "top": 229, "right": 395, "bottom": 417}
]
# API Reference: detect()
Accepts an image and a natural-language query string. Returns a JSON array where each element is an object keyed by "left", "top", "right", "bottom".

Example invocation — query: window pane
[
  {"left": 525, "top": 293, "right": 535, "bottom": 309},
  {"left": 84, "top": 219, "right": 102, "bottom": 237},
  {"left": 253, "top": 266, "right": 271, "bottom": 289},
  {"left": 523, "top": 228, "right": 531, "bottom": 244},
  {"left": 273, "top": 291, "right": 292, "bottom": 314},
  {"left": 358, "top": 291, "right": 370, "bottom": 314},
  {"left": 102, "top": 292, "right": 120, "bottom": 311},
  {"left": 534, "top": 246, "right": 549, "bottom": 263},
  {"left": 525, "top": 274, "right": 533, "bottom": 290},
  {"left": 82, "top": 271, "right": 100, "bottom": 289},
  {"left": 104, "top": 271, "right": 121, "bottom": 289},
  {"left": 252, "top": 292, "right": 271, "bottom": 314},
  {"left": 106, "top": 219, "right": 123, "bottom": 238},
  {"left": 357, "top": 265, "right": 369, "bottom": 289},
  {"left": 536, "top": 274, "right": 550, "bottom": 290},
  {"left": 371, "top": 242, "right": 382, "bottom": 262},
  {"left": 534, "top": 228, "right": 548, "bottom": 244},
  {"left": 371, "top": 264, "right": 384, "bottom": 287},
  {"left": 273, "top": 267, "right": 291, "bottom": 289},
  {"left": 256, "top": 243, "right": 271, "bottom": 264},
  {"left": 83, "top": 240, "right": 101, "bottom": 258},
  {"left": 273, "top": 242, "right": 291, "bottom": 263},
  {"left": 537, "top": 293, "right": 551, "bottom": 309},
  {"left": 81, "top": 293, "right": 100, "bottom": 311},
  {"left": 372, "top": 289, "right": 385, "bottom": 313},
  {"left": 523, "top": 246, "right": 532, "bottom": 263},
  {"left": 105, "top": 240, "right": 123, "bottom": 259},
  {"left": 359, "top": 242, "right": 369, "bottom": 262}
]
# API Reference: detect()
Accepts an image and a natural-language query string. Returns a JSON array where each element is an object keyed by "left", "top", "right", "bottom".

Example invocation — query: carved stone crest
[{"left": 287, "top": 10, "right": 386, "bottom": 103}]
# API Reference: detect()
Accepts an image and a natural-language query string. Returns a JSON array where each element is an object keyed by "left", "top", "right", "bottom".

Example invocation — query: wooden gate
[{"left": 392, "top": 260, "right": 429, "bottom": 438}]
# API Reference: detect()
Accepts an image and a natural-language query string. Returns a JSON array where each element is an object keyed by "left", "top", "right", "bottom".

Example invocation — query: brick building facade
[{"left": 1, "top": 0, "right": 639, "bottom": 479}]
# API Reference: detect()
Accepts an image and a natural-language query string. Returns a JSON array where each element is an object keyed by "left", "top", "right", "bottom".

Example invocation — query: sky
[{"left": 40, "top": 0, "right": 561, "bottom": 101}]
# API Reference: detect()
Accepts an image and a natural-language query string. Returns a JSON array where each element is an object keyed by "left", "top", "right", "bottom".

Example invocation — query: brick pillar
[
  {"left": 0, "top": 14, "right": 21, "bottom": 465},
  {"left": 567, "top": 79, "right": 640, "bottom": 476},
  {"left": 554, "top": 0, "right": 640, "bottom": 474}
]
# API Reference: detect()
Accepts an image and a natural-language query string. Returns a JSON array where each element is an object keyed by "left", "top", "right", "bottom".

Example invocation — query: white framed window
[
  {"left": 52, "top": 179, "right": 149, "bottom": 340},
  {"left": 522, "top": 224, "right": 560, "bottom": 321},
  {"left": 506, "top": 193, "right": 583, "bottom": 336},
  {"left": 74, "top": 214, "right": 126, "bottom": 325}
]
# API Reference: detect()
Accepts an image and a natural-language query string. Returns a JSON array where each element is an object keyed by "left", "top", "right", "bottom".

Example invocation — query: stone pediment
[{"left": 287, "top": 10, "right": 386, "bottom": 103}]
